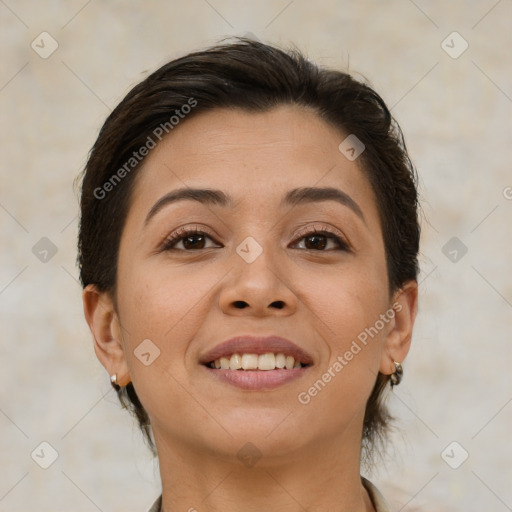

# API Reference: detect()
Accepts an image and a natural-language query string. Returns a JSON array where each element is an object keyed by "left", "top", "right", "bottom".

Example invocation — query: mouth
[{"left": 199, "top": 335, "right": 313, "bottom": 390}]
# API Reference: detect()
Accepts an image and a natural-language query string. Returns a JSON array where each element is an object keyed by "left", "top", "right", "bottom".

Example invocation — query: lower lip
[{"left": 202, "top": 366, "right": 310, "bottom": 390}]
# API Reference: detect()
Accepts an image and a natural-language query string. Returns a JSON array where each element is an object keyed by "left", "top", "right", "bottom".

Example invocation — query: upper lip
[{"left": 199, "top": 335, "right": 314, "bottom": 366}]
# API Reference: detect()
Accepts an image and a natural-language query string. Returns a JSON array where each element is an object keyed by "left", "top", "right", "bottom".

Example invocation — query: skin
[{"left": 83, "top": 105, "right": 418, "bottom": 512}]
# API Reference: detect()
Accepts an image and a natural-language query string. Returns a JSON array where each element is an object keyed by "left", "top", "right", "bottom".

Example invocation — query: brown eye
[
  {"left": 161, "top": 227, "right": 220, "bottom": 251},
  {"left": 292, "top": 227, "right": 349, "bottom": 251}
]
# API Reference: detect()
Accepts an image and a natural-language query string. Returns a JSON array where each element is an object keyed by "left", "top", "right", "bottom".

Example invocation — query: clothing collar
[
  {"left": 147, "top": 477, "right": 392, "bottom": 512},
  {"left": 362, "top": 476, "right": 393, "bottom": 511}
]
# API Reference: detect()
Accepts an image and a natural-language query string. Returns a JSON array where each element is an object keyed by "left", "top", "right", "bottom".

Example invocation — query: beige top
[{"left": 146, "top": 477, "right": 392, "bottom": 512}]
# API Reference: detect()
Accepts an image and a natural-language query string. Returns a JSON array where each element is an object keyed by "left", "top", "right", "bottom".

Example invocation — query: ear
[
  {"left": 82, "top": 284, "right": 131, "bottom": 387},
  {"left": 379, "top": 280, "right": 418, "bottom": 376}
]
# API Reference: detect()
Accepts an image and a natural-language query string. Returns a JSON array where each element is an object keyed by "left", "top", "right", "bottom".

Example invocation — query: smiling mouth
[{"left": 205, "top": 352, "right": 310, "bottom": 370}]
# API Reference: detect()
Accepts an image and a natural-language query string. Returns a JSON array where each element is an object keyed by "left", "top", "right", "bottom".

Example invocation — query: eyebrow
[{"left": 143, "top": 186, "right": 366, "bottom": 227}]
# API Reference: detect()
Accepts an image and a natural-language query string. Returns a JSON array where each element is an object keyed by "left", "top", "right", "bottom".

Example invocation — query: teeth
[
  {"left": 209, "top": 352, "right": 306, "bottom": 370},
  {"left": 241, "top": 354, "right": 258, "bottom": 370},
  {"left": 229, "top": 354, "right": 242, "bottom": 370},
  {"left": 275, "top": 353, "right": 286, "bottom": 368},
  {"left": 257, "top": 353, "right": 275, "bottom": 370}
]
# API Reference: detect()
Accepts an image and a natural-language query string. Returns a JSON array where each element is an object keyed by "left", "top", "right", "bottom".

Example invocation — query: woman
[{"left": 78, "top": 37, "right": 419, "bottom": 512}]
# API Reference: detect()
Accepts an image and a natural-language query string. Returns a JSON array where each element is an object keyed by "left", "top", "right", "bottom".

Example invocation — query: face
[{"left": 85, "top": 105, "right": 416, "bottom": 464}]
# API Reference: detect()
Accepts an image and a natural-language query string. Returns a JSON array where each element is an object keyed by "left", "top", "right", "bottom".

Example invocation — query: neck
[{"left": 153, "top": 427, "right": 375, "bottom": 512}]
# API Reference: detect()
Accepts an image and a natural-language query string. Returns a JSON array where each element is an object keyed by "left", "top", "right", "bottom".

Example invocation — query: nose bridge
[
  {"left": 231, "top": 210, "right": 278, "bottom": 267},
  {"left": 235, "top": 232, "right": 282, "bottom": 290}
]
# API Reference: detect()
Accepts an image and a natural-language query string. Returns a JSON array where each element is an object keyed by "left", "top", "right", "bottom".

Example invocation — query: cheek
[
  {"left": 115, "top": 260, "right": 227, "bottom": 379},
  {"left": 288, "top": 270, "right": 390, "bottom": 440},
  {"left": 114, "top": 264, "right": 214, "bottom": 424},
  {"left": 118, "top": 262, "right": 211, "bottom": 344},
  {"left": 298, "top": 253, "right": 389, "bottom": 337},
  {"left": 298, "top": 258, "right": 389, "bottom": 395}
]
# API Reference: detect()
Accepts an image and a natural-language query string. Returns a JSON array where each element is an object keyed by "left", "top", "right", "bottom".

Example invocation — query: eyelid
[{"left": 291, "top": 223, "right": 351, "bottom": 249}]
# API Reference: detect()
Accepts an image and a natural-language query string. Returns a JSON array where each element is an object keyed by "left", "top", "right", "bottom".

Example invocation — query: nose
[{"left": 219, "top": 241, "right": 298, "bottom": 317}]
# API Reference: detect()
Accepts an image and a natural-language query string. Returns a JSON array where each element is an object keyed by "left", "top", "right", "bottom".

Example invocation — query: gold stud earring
[{"left": 390, "top": 361, "right": 403, "bottom": 387}]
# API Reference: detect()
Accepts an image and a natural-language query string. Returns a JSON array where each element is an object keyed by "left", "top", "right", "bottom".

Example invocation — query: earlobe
[
  {"left": 82, "top": 284, "right": 131, "bottom": 387},
  {"left": 379, "top": 280, "right": 418, "bottom": 376}
]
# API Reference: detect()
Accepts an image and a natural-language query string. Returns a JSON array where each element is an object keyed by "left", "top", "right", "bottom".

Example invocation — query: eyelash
[{"left": 160, "top": 224, "right": 349, "bottom": 252}]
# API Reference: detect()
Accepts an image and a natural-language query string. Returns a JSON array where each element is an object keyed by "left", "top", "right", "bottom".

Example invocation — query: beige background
[{"left": 1, "top": 1, "right": 512, "bottom": 511}]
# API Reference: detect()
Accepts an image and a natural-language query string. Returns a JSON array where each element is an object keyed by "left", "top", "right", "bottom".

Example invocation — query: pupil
[
  {"left": 184, "top": 235, "right": 204, "bottom": 249},
  {"left": 306, "top": 235, "right": 326, "bottom": 250}
]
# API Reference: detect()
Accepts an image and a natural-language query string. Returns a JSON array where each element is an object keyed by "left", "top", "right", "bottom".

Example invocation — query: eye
[
  {"left": 291, "top": 225, "right": 349, "bottom": 251},
  {"left": 160, "top": 224, "right": 350, "bottom": 252},
  {"left": 161, "top": 226, "right": 221, "bottom": 251}
]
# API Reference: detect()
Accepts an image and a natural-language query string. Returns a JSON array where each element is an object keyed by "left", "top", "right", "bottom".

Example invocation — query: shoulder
[{"left": 362, "top": 477, "right": 394, "bottom": 512}]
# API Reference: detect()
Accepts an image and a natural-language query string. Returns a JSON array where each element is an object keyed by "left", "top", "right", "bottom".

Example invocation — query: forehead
[{"left": 127, "top": 105, "right": 380, "bottom": 225}]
